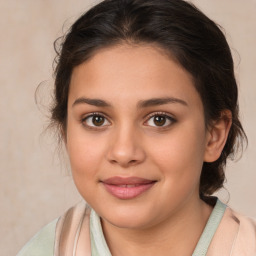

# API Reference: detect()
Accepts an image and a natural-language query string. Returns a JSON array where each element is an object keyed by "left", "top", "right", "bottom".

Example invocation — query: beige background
[{"left": 0, "top": 0, "right": 255, "bottom": 255}]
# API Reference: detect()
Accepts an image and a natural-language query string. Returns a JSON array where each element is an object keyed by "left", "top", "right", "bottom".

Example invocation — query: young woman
[{"left": 17, "top": 0, "right": 256, "bottom": 255}]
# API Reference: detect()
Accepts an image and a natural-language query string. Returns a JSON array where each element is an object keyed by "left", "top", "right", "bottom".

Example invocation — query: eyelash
[
  {"left": 81, "top": 111, "right": 176, "bottom": 130},
  {"left": 81, "top": 112, "right": 110, "bottom": 130}
]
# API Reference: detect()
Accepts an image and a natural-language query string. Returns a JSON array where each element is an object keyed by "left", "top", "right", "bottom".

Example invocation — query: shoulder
[
  {"left": 228, "top": 207, "right": 256, "bottom": 254},
  {"left": 16, "top": 201, "right": 90, "bottom": 256},
  {"left": 17, "top": 218, "right": 58, "bottom": 256},
  {"left": 227, "top": 207, "right": 256, "bottom": 236},
  {"left": 207, "top": 199, "right": 256, "bottom": 255}
]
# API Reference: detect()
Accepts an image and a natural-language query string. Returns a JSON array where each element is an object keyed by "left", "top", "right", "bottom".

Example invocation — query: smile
[{"left": 101, "top": 176, "right": 157, "bottom": 200}]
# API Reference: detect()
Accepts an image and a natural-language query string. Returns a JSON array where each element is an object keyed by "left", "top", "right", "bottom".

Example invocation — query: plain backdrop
[{"left": 0, "top": 0, "right": 255, "bottom": 255}]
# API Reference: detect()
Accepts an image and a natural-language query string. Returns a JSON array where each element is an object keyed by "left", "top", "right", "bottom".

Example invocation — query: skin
[{"left": 65, "top": 44, "right": 231, "bottom": 256}]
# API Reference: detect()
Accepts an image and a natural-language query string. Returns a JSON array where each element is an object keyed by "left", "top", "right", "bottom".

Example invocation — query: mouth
[{"left": 101, "top": 176, "right": 157, "bottom": 200}]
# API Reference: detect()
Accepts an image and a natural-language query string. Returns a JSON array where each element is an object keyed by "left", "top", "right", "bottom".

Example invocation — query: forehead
[{"left": 69, "top": 44, "right": 201, "bottom": 108}]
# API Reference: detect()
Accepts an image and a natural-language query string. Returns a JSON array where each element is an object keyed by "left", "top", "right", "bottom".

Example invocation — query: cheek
[
  {"left": 148, "top": 121, "right": 206, "bottom": 187},
  {"left": 66, "top": 130, "right": 108, "bottom": 203},
  {"left": 66, "top": 124, "right": 106, "bottom": 181}
]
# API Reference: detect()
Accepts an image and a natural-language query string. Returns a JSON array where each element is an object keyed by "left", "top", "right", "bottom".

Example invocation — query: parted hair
[{"left": 51, "top": 0, "right": 247, "bottom": 197}]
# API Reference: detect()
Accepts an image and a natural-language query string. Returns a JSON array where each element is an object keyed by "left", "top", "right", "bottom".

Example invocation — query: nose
[{"left": 106, "top": 125, "right": 146, "bottom": 168}]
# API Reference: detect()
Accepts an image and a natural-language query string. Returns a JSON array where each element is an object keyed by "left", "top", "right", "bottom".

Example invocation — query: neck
[{"left": 101, "top": 196, "right": 213, "bottom": 256}]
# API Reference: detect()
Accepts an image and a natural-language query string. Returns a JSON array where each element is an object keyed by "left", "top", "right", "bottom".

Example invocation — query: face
[{"left": 66, "top": 44, "right": 210, "bottom": 230}]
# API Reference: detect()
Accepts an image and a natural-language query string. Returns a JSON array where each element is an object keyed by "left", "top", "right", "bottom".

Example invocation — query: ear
[{"left": 204, "top": 110, "right": 232, "bottom": 162}]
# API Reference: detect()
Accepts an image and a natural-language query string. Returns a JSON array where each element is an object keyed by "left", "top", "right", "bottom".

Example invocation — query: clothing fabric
[
  {"left": 17, "top": 198, "right": 256, "bottom": 256},
  {"left": 17, "top": 218, "right": 58, "bottom": 256}
]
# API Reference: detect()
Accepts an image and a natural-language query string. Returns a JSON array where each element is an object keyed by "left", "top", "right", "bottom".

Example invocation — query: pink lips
[{"left": 101, "top": 176, "right": 156, "bottom": 199}]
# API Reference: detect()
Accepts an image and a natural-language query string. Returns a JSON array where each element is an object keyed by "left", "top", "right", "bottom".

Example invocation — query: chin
[
  {"left": 99, "top": 204, "right": 158, "bottom": 230},
  {"left": 103, "top": 216, "right": 152, "bottom": 230}
]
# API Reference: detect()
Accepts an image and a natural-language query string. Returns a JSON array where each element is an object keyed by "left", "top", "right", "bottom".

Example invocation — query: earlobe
[{"left": 204, "top": 110, "right": 232, "bottom": 162}]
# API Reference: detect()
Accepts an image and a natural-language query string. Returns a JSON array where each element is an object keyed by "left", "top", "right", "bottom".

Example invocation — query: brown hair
[{"left": 51, "top": 0, "right": 247, "bottom": 196}]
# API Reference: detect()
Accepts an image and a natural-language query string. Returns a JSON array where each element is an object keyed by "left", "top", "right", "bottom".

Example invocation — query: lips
[{"left": 101, "top": 176, "right": 156, "bottom": 199}]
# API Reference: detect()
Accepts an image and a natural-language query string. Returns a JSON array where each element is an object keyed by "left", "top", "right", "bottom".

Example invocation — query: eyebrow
[{"left": 72, "top": 97, "right": 188, "bottom": 108}]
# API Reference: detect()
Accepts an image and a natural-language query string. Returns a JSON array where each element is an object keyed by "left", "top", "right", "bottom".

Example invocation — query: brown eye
[
  {"left": 92, "top": 115, "right": 104, "bottom": 126},
  {"left": 82, "top": 114, "right": 110, "bottom": 128},
  {"left": 153, "top": 116, "right": 167, "bottom": 126},
  {"left": 145, "top": 113, "right": 176, "bottom": 127}
]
